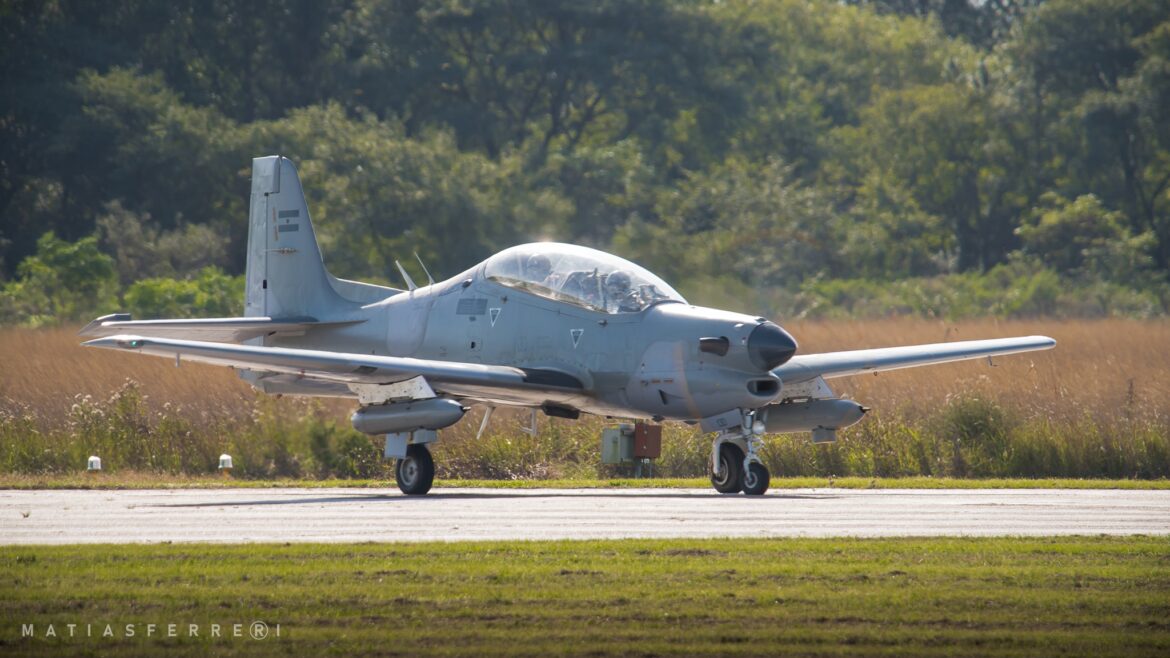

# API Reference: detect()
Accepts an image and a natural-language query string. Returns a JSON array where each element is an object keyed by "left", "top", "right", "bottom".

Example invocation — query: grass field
[
  {"left": 2, "top": 319, "right": 1169, "bottom": 481},
  {"left": 2, "top": 537, "right": 1168, "bottom": 657}
]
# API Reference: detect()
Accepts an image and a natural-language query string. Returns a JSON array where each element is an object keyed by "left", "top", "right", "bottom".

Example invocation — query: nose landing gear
[
  {"left": 711, "top": 443, "right": 744, "bottom": 494},
  {"left": 742, "top": 461, "right": 770, "bottom": 496},
  {"left": 708, "top": 411, "right": 771, "bottom": 496}
]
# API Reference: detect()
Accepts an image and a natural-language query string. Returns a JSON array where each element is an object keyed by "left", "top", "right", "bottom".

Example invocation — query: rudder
[{"left": 244, "top": 156, "right": 367, "bottom": 320}]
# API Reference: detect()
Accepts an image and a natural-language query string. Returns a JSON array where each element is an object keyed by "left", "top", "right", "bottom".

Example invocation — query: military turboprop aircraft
[{"left": 81, "top": 156, "right": 1055, "bottom": 496}]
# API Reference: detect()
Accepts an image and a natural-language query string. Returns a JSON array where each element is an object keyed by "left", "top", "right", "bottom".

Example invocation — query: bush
[
  {"left": 307, "top": 419, "right": 385, "bottom": 479},
  {"left": 0, "top": 233, "right": 119, "bottom": 326},
  {"left": 3, "top": 385, "right": 1168, "bottom": 481},
  {"left": 938, "top": 396, "right": 1014, "bottom": 477},
  {"left": 123, "top": 267, "right": 243, "bottom": 319},
  {"left": 797, "top": 260, "right": 1168, "bottom": 320}
]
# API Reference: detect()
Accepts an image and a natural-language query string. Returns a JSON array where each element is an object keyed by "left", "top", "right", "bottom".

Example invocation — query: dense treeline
[{"left": 2, "top": 0, "right": 1169, "bottom": 323}]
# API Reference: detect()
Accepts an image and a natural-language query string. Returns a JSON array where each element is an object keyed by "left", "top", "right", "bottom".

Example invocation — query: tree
[
  {"left": 844, "top": 0, "right": 1044, "bottom": 49},
  {"left": 340, "top": 0, "right": 739, "bottom": 163},
  {"left": 0, "top": 233, "right": 119, "bottom": 325},
  {"left": 831, "top": 83, "right": 1010, "bottom": 272},
  {"left": 123, "top": 267, "right": 243, "bottom": 319},
  {"left": 1017, "top": 193, "right": 1155, "bottom": 281},
  {"left": 1009, "top": 0, "right": 1170, "bottom": 267},
  {"left": 53, "top": 69, "right": 247, "bottom": 235},
  {"left": 614, "top": 158, "right": 843, "bottom": 312},
  {"left": 1078, "top": 24, "right": 1170, "bottom": 269},
  {"left": 249, "top": 103, "right": 566, "bottom": 280},
  {"left": 96, "top": 201, "right": 232, "bottom": 285}
]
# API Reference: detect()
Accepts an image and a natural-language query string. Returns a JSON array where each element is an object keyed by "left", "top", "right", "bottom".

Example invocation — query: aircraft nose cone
[{"left": 747, "top": 322, "right": 797, "bottom": 370}]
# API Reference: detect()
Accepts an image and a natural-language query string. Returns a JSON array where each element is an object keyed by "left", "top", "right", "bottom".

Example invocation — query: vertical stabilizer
[{"left": 245, "top": 156, "right": 386, "bottom": 320}]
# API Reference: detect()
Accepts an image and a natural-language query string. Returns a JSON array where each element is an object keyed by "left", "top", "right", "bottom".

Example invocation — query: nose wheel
[
  {"left": 742, "top": 461, "right": 770, "bottom": 496},
  {"left": 711, "top": 443, "right": 744, "bottom": 494},
  {"left": 709, "top": 413, "right": 772, "bottom": 495}
]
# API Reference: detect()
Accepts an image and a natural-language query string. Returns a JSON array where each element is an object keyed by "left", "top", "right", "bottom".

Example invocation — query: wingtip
[
  {"left": 81, "top": 335, "right": 147, "bottom": 350},
  {"left": 78, "top": 312, "right": 132, "bottom": 337}
]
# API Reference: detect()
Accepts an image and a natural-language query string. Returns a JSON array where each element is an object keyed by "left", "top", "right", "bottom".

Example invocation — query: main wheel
[
  {"left": 396, "top": 444, "right": 434, "bottom": 495},
  {"left": 742, "top": 462, "right": 770, "bottom": 496},
  {"left": 710, "top": 443, "right": 744, "bottom": 494}
]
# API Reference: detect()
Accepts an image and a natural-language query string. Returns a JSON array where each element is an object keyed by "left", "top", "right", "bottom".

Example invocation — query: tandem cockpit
[{"left": 483, "top": 243, "right": 685, "bottom": 314}]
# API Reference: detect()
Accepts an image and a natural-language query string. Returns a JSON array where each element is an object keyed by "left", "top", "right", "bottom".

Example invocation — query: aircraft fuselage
[{"left": 272, "top": 266, "right": 795, "bottom": 422}]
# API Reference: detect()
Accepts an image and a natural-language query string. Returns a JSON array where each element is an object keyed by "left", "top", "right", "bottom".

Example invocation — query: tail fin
[{"left": 244, "top": 156, "right": 395, "bottom": 319}]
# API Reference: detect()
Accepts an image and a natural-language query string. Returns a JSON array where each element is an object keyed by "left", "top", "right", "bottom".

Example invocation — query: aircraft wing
[
  {"left": 82, "top": 335, "right": 583, "bottom": 391},
  {"left": 79, "top": 314, "right": 364, "bottom": 343},
  {"left": 774, "top": 336, "right": 1055, "bottom": 383}
]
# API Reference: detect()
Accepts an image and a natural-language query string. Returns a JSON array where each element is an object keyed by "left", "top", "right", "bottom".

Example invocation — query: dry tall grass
[
  {"left": 0, "top": 327, "right": 345, "bottom": 427},
  {"left": 786, "top": 318, "right": 1170, "bottom": 423},
  {"left": 5, "top": 320, "right": 1161, "bottom": 421},
  {"left": 1, "top": 319, "right": 1167, "bottom": 478}
]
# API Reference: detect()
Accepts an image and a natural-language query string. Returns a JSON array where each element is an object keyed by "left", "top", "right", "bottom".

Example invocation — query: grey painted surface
[{"left": 2, "top": 488, "right": 1167, "bottom": 544}]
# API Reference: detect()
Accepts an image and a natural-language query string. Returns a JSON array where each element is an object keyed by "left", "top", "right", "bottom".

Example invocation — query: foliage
[
  {"left": 250, "top": 104, "right": 562, "bottom": 279},
  {"left": 123, "top": 267, "right": 244, "bottom": 319},
  {"left": 5, "top": 381, "right": 1168, "bottom": 481},
  {"left": 0, "top": 382, "right": 391, "bottom": 480},
  {"left": 797, "top": 258, "right": 1169, "bottom": 319},
  {"left": 0, "top": 233, "right": 119, "bottom": 326},
  {"left": 1017, "top": 193, "right": 1156, "bottom": 281},
  {"left": 96, "top": 201, "right": 232, "bottom": 285}
]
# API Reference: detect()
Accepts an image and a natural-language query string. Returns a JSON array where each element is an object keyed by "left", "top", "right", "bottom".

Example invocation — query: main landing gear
[
  {"left": 709, "top": 413, "right": 770, "bottom": 495},
  {"left": 396, "top": 444, "right": 435, "bottom": 495}
]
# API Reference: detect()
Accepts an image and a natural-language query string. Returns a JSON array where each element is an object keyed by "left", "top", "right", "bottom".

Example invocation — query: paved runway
[{"left": 2, "top": 488, "right": 1168, "bottom": 544}]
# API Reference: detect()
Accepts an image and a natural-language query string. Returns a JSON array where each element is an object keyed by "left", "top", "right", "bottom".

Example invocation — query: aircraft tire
[
  {"left": 710, "top": 443, "right": 744, "bottom": 494},
  {"left": 742, "top": 462, "right": 770, "bottom": 496},
  {"left": 396, "top": 444, "right": 434, "bottom": 495}
]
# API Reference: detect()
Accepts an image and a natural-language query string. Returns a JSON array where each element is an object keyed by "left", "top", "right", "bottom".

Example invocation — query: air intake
[{"left": 699, "top": 336, "right": 730, "bottom": 356}]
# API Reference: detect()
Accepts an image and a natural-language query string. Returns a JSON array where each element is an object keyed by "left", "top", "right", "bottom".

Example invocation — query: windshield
[{"left": 484, "top": 243, "right": 685, "bottom": 314}]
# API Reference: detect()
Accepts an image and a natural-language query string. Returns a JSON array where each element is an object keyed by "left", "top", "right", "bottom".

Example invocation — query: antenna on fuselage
[
  {"left": 394, "top": 260, "right": 418, "bottom": 291},
  {"left": 414, "top": 252, "right": 436, "bottom": 286}
]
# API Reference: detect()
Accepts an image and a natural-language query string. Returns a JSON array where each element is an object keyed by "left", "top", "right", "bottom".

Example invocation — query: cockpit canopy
[{"left": 484, "top": 243, "right": 686, "bottom": 314}]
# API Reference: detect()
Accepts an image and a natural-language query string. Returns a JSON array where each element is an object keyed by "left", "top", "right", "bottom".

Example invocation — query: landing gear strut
[{"left": 709, "top": 411, "right": 771, "bottom": 496}]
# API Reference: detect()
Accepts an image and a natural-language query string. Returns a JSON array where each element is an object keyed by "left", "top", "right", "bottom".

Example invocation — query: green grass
[
  {"left": 1, "top": 537, "right": 1168, "bottom": 656},
  {"left": 2, "top": 472, "right": 1169, "bottom": 490}
]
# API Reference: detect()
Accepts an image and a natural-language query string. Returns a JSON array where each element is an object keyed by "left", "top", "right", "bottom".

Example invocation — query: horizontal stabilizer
[
  {"left": 78, "top": 314, "right": 364, "bottom": 343},
  {"left": 775, "top": 335, "right": 1056, "bottom": 383}
]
